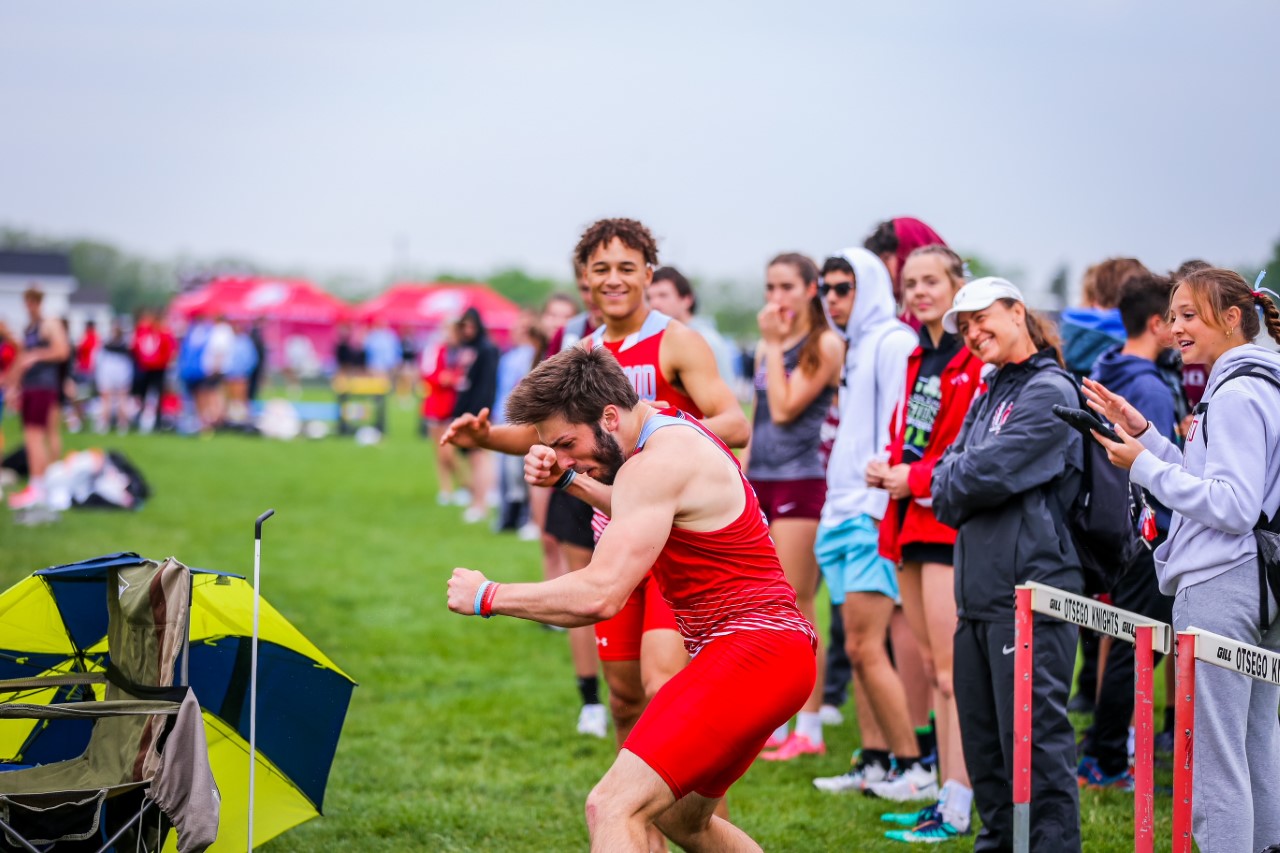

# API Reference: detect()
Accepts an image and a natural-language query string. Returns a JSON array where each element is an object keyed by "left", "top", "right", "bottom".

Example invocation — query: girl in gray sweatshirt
[{"left": 1086, "top": 267, "right": 1280, "bottom": 853}]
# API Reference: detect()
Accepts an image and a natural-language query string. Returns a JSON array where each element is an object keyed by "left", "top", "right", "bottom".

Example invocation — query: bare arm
[
  {"left": 524, "top": 444, "right": 613, "bottom": 515},
  {"left": 438, "top": 407, "right": 541, "bottom": 455},
  {"left": 761, "top": 330, "right": 843, "bottom": 424},
  {"left": 447, "top": 454, "right": 682, "bottom": 626},
  {"left": 662, "top": 322, "right": 750, "bottom": 448}
]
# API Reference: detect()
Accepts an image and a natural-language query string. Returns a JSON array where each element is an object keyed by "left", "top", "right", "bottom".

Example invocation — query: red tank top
[
  {"left": 635, "top": 411, "right": 817, "bottom": 656},
  {"left": 591, "top": 311, "right": 703, "bottom": 417}
]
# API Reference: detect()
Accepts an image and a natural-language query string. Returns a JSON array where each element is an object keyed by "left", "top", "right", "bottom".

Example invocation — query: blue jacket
[
  {"left": 1061, "top": 308, "right": 1125, "bottom": 378},
  {"left": 1091, "top": 347, "right": 1178, "bottom": 533}
]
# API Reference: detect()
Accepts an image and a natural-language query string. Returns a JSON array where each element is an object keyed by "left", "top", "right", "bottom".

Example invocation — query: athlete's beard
[{"left": 590, "top": 421, "right": 626, "bottom": 485}]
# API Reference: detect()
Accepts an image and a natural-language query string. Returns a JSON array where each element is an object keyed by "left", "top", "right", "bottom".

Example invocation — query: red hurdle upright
[
  {"left": 1013, "top": 582, "right": 1170, "bottom": 853},
  {"left": 1170, "top": 626, "right": 1280, "bottom": 852},
  {"left": 1173, "top": 631, "right": 1196, "bottom": 853},
  {"left": 1013, "top": 587, "right": 1032, "bottom": 853}
]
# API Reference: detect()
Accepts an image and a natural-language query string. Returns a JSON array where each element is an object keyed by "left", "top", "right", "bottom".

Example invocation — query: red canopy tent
[
  {"left": 169, "top": 276, "right": 351, "bottom": 372},
  {"left": 352, "top": 283, "right": 521, "bottom": 348}
]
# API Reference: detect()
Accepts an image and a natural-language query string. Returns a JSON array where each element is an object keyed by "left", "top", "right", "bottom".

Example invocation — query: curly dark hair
[{"left": 574, "top": 218, "right": 659, "bottom": 268}]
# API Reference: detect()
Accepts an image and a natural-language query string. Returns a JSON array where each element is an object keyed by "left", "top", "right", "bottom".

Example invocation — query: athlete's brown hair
[
  {"left": 1173, "top": 267, "right": 1280, "bottom": 346},
  {"left": 1082, "top": 257, "right": 1149, "bottom": 309},
  {"left": 767, "top": 252, "right": 828, "bottom": 376},
  {"left": 506, "top": 346, "right": 640, "bottom": 426},
  {"left": 574, "top": 218, "right": 659, "bottom": 269}
]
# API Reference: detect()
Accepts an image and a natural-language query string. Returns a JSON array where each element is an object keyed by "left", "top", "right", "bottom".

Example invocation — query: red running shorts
[
  {"left": 594, "top": 573, "right": 679, "bottom": 662},
  {"left": 623, "top": 628, "right": 815, "bottom": 800}
]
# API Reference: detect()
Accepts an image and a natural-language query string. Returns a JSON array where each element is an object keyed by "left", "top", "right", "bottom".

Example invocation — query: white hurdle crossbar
[
  {"left": 1014, "top": 582, "right": 1171, "bottom": 853},
  {"left": 1172, "top": 627, "right": 1280, "bottom": 853}
]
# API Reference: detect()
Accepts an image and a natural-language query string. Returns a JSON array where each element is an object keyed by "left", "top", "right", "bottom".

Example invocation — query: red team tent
[
  {"left": 351, "top": 282, "right": 522, "bottom": 347},
  {"left": 169, "top": 276, "right": 351, "bottom": 372}
]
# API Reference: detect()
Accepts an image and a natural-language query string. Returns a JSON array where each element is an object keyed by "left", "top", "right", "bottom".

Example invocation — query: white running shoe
[
  {"left": 517, "top": 522, "right": 541, "bottom": 541},
  {"left": 462, "top": 506, "right": 488, "bottom": 524},
  {"left": 452, "top": 488, "right": 472, "bottom": 507},
  {"left": 813, "top": 754, "right": 891, "bottom": 793},
  {"left": 818, "top": 704, "right": 844, "bottom": 726},
  {"left": 577, "top": 703, "right": 608, "bottom": 739},
  {"left": 867, "top": 762, "right": 939, "bottom": 802}
]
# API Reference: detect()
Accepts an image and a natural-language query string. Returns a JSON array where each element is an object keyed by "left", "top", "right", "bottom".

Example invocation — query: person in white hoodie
[
  {"left": 1087, "top": 267, "right": 1280, "bottom": 853},
  {"left": 807, "top": 248, "right": 927, "bottom": 796}
]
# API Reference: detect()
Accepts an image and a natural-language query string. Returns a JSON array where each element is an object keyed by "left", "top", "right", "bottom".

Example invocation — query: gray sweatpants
[{"left": 1174, "top": 558, "right": 1280, "bottom": 853}]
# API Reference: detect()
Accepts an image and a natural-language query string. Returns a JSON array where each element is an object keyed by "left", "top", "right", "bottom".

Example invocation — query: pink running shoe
[
  {"left": 763, "top": 730, "right": 789, "bottom": 750},
  {"left": 7, "top": 486, "right": 43, "bottom": 511},
  {"left": 759, "top": 733, "right": 825, "bottom": 761}
]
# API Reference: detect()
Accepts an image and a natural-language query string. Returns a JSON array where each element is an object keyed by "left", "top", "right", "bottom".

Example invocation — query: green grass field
[{"left": 0, "top": 399, "right": 1176, "bottom": 851}]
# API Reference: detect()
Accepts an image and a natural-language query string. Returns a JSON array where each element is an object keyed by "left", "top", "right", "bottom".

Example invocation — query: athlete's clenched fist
[
  {"left": 447, "top": 567, "right": 489, "bottom": 615},
  {"left": 524, "top": 444, "right": 563, "bottom": 488}
]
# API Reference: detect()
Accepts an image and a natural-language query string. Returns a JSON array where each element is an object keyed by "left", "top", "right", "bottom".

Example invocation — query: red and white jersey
[
  {"left": 590, "top": 311, "right": 705, "bottom": 543},
  {"left": 634, "top": 410, "right": 817, "bottom": 656},
  {"left": 590, "top": 311, "right": 703, "bottom": 418}
]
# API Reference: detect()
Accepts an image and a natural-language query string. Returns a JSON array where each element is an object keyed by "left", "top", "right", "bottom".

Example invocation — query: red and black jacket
[{"left": 878, "top": 341, "right": 985, "bottom": 562}]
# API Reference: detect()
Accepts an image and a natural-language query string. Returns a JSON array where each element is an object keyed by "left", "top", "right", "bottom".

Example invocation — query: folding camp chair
[{"left": 0, "top": 557, "right": 218, "bottom": 852}]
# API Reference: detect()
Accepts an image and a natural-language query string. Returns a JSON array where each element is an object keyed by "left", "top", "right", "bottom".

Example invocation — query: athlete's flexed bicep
[{"left": 661, "top": 322, "right": 750, "bottom": 447}]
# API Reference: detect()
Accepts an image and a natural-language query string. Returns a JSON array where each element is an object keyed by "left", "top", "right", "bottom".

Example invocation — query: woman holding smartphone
[{"left": 1086, "top": 268, "right": 1280, "bottom": 853}]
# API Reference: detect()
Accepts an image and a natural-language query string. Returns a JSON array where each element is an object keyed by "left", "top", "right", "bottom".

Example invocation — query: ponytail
[{"left": 1256, "top": 288, "right": 1280, "bottom": 347}]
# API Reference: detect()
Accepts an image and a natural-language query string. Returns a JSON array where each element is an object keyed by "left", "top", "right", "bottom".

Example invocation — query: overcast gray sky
[{"left": 3, "top": 1, "right": 1277, "bottom": 302}]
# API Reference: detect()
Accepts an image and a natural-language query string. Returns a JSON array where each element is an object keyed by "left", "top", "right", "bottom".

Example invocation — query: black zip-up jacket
[{"left": 933, "top": 350, "right": 1084, "bottom": 621}]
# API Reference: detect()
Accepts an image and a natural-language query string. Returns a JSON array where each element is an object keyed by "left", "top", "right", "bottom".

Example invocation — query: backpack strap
[
  {"left": 1198, "top": 365, "right": 1280, "bottom": 626},
  {"left": 1196, "top": 364, "right": 1280, "bottom": 446}
]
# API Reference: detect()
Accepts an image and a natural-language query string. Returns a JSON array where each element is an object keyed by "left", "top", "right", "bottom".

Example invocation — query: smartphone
[{"left": 1051, "top": 405, "right": 1122, "bottom": 444}]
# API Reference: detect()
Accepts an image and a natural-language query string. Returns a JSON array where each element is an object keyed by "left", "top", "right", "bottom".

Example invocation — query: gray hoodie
[{"left": 1130, "top": 343, "right": 1280, "bottom": 595}]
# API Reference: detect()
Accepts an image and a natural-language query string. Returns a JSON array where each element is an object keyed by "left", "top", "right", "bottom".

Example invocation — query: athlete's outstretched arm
[
  {"left": 439, "top": 407, "right": 541, "bottom": 455},
  {"left": 447, "top": 453, "right": 681, "bottom": 627},
  {"left": 661, "top": 322, "right": 750, "bottom": 448}
]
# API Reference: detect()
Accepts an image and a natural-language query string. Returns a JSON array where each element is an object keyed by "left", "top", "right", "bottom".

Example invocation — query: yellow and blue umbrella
[{"left": 0, "top": 552, "right": 356, "bottom": 851}]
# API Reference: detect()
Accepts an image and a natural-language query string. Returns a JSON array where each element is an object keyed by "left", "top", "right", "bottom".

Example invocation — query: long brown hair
[
  {"left": 997, "top": 298, "right": 1064, "bottom": 367},
  {"left": 1174, "top": 267, "right": 1280, "bottom": 345},
  {"left": 767, "top": 252, "right": 827, "bottom": 375}
]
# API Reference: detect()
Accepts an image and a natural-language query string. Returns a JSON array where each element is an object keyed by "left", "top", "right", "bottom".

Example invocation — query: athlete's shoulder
[{"left": 817, "top": 328, "right": 846, "bottom": 358}]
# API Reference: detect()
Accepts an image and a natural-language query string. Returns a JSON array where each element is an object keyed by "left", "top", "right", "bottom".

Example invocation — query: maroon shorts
[
  {"left": 20, "top": 388, "right": 58, "bottom": 428},
  {"left": 750, "top": 478, "right": 827, "bottom": 523},
  {"left": 594, "top": 573, "right": 679, "bottom": 662},
  {"left": 624, "top": 629, "right": 815, "bottom": 799}
]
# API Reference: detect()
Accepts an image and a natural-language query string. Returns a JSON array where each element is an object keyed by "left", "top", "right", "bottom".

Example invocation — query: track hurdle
[
  {"left": 1014, "top": 582, "right": 1172, "bottom": 853},
  {"left": 1171, "top": 627, "right": 1280, "bottom": 853}
]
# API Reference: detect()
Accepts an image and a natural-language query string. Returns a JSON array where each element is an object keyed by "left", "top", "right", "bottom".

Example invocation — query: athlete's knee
[
  {"left": 606, "top": 674, "right": 644, "bottom": 726},
  {"left": 846, "top": 633, "right": 883, "bottom": 673},
  {"left": 920, "top": 654, "right": 938, "bottom": 689},
  {"left": 935, "top": 667, "right": 955, "bottom": 702}
]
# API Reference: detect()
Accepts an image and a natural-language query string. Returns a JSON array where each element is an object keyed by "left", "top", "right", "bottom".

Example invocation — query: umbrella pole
[{"left": 249, "top": 509, "right": 275, "bottom": 851}]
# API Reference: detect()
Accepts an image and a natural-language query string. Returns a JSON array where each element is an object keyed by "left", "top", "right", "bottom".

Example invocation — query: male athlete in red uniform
[
  {"left": 448, "top": 346, "right": 813, "bottom": 851},
  {"left": 442, "top": 219, "right": 748, "bottom": 754}
]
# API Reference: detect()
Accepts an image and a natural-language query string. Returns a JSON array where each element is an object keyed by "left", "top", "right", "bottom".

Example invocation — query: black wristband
[{"left": 554, "top": 469, "right": 578, "bottom": 491}]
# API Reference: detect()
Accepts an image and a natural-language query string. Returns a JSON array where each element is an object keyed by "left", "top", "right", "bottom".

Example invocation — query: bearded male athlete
[
  {"left": 442, "top": 218, "right": 748, "bottom": 751},
  {"left": 448, "top": 347, "right": 813, "bottom": 852}
]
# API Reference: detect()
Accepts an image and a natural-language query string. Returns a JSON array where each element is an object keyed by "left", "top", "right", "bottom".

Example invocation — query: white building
[{"left": 0, "top": 250, "right": 78, "bottom": 333}]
